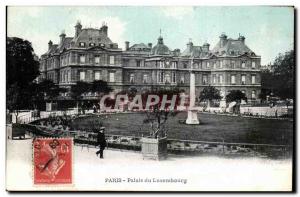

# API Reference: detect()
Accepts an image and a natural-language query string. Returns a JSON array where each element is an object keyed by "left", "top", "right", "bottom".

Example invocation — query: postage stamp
[{"left": 33, "top": 138, "right": 72, "bottom": 185}]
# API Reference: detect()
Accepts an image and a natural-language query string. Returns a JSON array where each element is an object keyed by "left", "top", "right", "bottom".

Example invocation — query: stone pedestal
[
  {"left": 186, "top": 110, "right": 200, "bottom": 124},
  {"left": 141, "top": 137, "right": 167, "bottom": 160},
  {"left": 219, "top": 99, "right": 227, "bottom": 113}
]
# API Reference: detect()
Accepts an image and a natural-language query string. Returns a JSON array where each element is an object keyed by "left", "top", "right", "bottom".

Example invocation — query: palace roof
[
  {"left": 151, "top": 36, "right": 171, "bottom": 56},
  {"left": 71, "top": 28, "right": 114, "bottom": 48},
  {"left": 212, "top": 36, "right": 256, "bottom": 56}
]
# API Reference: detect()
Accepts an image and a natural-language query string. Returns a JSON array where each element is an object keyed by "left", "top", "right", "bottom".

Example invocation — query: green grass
[{"left": 71, "top": 112, "right": 293, "bottom": 145}]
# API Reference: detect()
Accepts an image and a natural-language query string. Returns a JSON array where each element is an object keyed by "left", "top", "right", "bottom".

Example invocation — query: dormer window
[
  {"left": 99, "top": 43, "right": 105, "bottom": 47},
  {"left": 79, "top": 42, "right": 85, "bottom": 47},
  {"left": 89, "top": 43, "right": 95, "bottom": 47},
  {"left": 110, "top": 44, "right": 114, "bottom": 48}
]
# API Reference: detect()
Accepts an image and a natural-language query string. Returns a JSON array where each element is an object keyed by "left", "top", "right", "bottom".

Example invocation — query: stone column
[{"left": 186, "top": 59, "right": 200, "bottom": 124}]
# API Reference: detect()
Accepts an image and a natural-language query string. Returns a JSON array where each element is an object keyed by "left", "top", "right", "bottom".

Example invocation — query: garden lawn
[{"left": 71, "top": 112, "right": 293, "bottom": 145}]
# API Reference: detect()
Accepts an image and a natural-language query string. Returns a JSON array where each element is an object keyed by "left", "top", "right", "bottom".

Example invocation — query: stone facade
[{"left": 39, "top": 22, "right": 261, "bottom": 102}]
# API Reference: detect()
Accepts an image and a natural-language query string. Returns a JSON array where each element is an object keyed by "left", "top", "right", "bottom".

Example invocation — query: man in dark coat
[{"left": 96, "top": 127, "right": 107, "bottom": 159}]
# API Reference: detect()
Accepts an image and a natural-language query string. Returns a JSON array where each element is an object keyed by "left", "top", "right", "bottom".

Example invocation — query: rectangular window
[
  {"left": 219, "top": 74, "right": 223, "bottom": 83},
  {"left": 165, "top": 74, "right": 171, "bottom": 83},
  {"left": 109, "top": 56, "right": 115, "bottom": 65},
  {"left": 231, "top": 61, "right": 235, "bottom": 68},
  {"left": 213, "top": 74, "right": 216, "bottom": 84},
  {"left": 158, "top": 72, "right": 164, "bottom": 83},
  {"left": 203, "top": 75, "right": 208, "bottom": 84},
  {"left": 252, "top": 90, "right": 256, "bottom": 99},
  {"left": 172, "top": 62, "right": 178, "bottom": 69},
  {"left": 95, "top": 56, "right": 100, "bottom": 64},
  {"left": 136, "top": 60, "right": 141, "bottom": 67},
  {"left": 251, "top": 75, "right": 256, "bottom": 84},
  {"left": 64, "top": 71, "right": 67, "bottom": 82},
  {"left": 172, "top": 72, "right": 176, "bottom": 83},
  {"left": 80, "top": 71, "right": 85, "bottom": 81},
  {"left": 79, "top": 54, "right": 85, "bottom": 63},
  {"left": 109, "top": 72, "right": 115, "bottom": 82},
  {"left": 206, "top": 62, "right": 210, "bottom": 68},
  {"left": 143, "top": 74, "right": 148, "bottom": 83},
  {"left": 241, "top": 75, "right": 246, "bottom": 85},
  {"left": 130, "top": 73, "right": 135, "bottom": 83},
  {"left": 231, "top": 75, "right": 236, "bottom": 84},
  {"left": 95, "top": 71, "right": 101, "bottom": 80},
  {"left": 68, "top": 71, "right": 71, "bottom": 82},
  {"left": 219, "top": 60, "right": 223, "bottom": 68},
  {"left": 252, "top": 61, "right": 256, "bottom": 69},
  {"left": 159, "top": 61, "right": 164, "bottom": 68},
  {"left": 213, "top": 62, "right": 216, "bottom": 69},
  {"left": 180, "top": 76, "right": 185, "bottom": 84},
  {"left": 242, "top": 61, "right": 246, "bottom": 68}
]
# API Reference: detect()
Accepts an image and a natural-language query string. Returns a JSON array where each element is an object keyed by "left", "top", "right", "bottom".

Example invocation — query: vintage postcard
[{"left": 6, "top": 6, "right": 294, "bottom": 191}]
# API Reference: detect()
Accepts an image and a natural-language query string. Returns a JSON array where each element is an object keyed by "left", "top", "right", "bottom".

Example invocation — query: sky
[{"left": 7, "top": 6, "right": 294, "bottom": 65}]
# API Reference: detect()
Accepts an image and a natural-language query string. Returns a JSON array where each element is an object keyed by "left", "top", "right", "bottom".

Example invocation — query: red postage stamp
[{"left": 33, "top": 138, "right": 72, "bottom": 185}]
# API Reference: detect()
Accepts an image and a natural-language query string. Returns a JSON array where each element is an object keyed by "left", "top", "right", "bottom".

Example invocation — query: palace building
[{"left": 39, "top": 22, "right": 261, "bottom": 102}]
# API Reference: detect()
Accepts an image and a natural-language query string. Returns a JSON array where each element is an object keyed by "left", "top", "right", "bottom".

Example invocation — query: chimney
[
  {"left": 219, "top": 33, "right": 227, "bottom": 47},
  {"left": 100, "top": 22, "right": 108, "bottom": 36},
  {"left": 187, "top": 41, "right": 193, "bottom": 52},
  {"left": 202, "top": 42, "right": 210, "bottom": 52},
  {"left": 59, "top": 31, "right": 66, "bottom": 45},
  {"left": 75, "top": 21, "right": 82, "bottom": 38},
  {"left": 48, "top": 40, "right": 53, "bottom": 50},
  {"left": 125, "top": 41, "right": 130, "bottom": 51},
  {"left": 238, "top": 35, "right": 245, "bottom": 44},
  {"left": 148, "top": 43, "right": 152, "bottom": 48}
]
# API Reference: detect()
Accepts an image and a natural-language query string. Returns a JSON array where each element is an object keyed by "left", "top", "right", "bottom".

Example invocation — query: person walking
[{"left": 96, "top": 127, "right": 107, "bottom": 159}]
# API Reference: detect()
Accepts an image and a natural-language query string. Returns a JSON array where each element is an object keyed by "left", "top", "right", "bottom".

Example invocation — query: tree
[
  {"left": 272, "top": 50, "right": 294, "bottom": 99},
  {"left": 30, "top": 79, "right": 67, "bottom": 110},
  {"left": 7, "top": 37, "right": 39, "bottom": 88},
  {"left": 199, "top": 85, "right": 222, "bottom": 109},
  {"left": 6, "top": 37, "right": 40, "bottom": 115},
  {"left": 70, "top": 81, "right": 91, "bottom": 111},
  {"left": 7, "top": 83, "right": 23, "bottom": 122},
  {"left": 261, "top": 50, "right": 294, "bottom": 100},
  {"left": 91, "top": 80, "right": 112, "bottom": 96},
  {"left": 142, "top": 88, "right": 181, "bottom": 138},
  {"left": 226, "top": 90, "right": 247, "bottom": 103},
  {"left": 38, "top": 79, "right": 66, "bottom": 101},
  {"left": 226, "top": 90, "right": 247, "bottom": 114}
]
